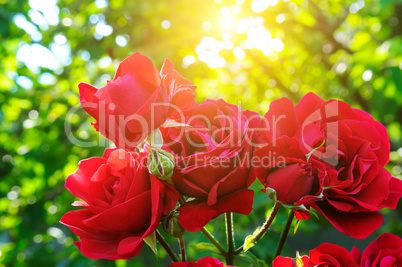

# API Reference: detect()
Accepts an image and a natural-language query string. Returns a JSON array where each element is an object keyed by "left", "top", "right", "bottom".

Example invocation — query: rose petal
[
  {"left": 310, "top": 243, "right": 358, "bottom": 267},
  {"left": 117, "top": 235, "right": 144, "bottom": 255},
  {"left": 351, "top": 246, "right": 362, "bottom": 263},
  {"left": 160, "top": 59, "right": 197, "bottom": 114},
  {"left": 178, "top": 189, "right": 254, "bottom": 232},
  {"left": 65, "top": 157, "right": 106, "bottom": 203},
  {"left": 114, "top": 52, "right": 160, "bottom": 88},
  {"left": 60, "top": 210, "right": 115, "bottom": 240},
  {"left": 78, "top": 82, "right": 100, "bottom": 120},
  {"left": 79, "top": 237, "right": 144, "bottom": 260},
  {"left": 379, "top": 176, "right": 402, "bottom": 209},
  {"left": 312, "top": 201, "right": 383, "bottom": 239},
  {"left": 294, "top": 92, "right": 324, "bottom": 123},
  {"left": 260, "top": 97, "right": 299, "bottom": 144},
  {"left": 83, "top": 191, "right": 152, "bottom": 233}
]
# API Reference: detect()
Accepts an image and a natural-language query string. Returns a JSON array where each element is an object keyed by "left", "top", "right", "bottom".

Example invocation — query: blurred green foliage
[{"left": 1, "top": 0, "right": 402, "bottom": 266}]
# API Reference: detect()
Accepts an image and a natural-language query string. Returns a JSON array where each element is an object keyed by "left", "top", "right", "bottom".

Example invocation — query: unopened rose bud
[
  {"left": 147, "top": 149, "right": 175, "bottom": 181},
  {"left": 162, "top": 211, "right": 185, "bottom": 237}
]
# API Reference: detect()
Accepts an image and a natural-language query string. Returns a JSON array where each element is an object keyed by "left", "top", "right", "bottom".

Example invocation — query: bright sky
[
  {"left": 14, "top": 0, "right": 287, "bottom": 89},
  {"left": 194, "top": 0, "right": 285, "bottom": 69}
]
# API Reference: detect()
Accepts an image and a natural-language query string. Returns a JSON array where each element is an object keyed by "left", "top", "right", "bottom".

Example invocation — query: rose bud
[
  {"left": 265, "top": 163, "right": 315, "bottom": 205},
  {"left": 162, "top": 210, "right": 185, "bottom": 238},
  {"left": 254, "top": 136, "right": 325, "bottom": 212},
  {"left": 147, "top": 149, "right": 175, "bottom": 181}
]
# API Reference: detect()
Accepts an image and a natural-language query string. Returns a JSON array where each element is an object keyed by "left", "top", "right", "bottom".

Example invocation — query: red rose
[
  {"left": 60, "top": 149, "right": 179, "bottom": 259},
  {"left": 308, "top": 243, "right": 358, "bottom": 267},
  {"left": 160, "top": 99, "right": 260, "bottom": 231},
  {"left": 272, "top": 254, "right": 309, "bottom": 267},
  {"left": 168, "top": 256, "right": 233, "bottom": 267},
  {"left": 253, "top": 136, "right": 325, "bottom": 207},
  {"left": 79, "top": 53, "right": 196, "bottom": 149},
  {"left": 351, "top": 233, "right": 402, "bottom": 267},
  {"left": 273, "top": 243, "right": 358, "bottom": 267},
  {"left": 259, "top": 93, "right": 402, "bottom": 238}
]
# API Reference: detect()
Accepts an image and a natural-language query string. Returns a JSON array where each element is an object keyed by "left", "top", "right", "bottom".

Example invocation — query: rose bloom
[
  {"left": 273, "top": 243, "right": 358, "bottom": 267},
  {"left": 258, "top": 92, "right": 402, "bottom": 238},
  {"left": 160, "top": 99, "right": 260, "bottom": 231},
  {"left": 351, "top": 233, "right": 402, "bottom": 267},
  {"left": 253, "top": 135, "right": 326, "bottom": 207},
  {"left": 60, "top": 149, "right": 179, "bottom": 259},
  {"left": 169, "top": 256, "right": 232, "bottom": 267},
  {"left": 79, "top": 52, "right": 196, "bottom": 149}
]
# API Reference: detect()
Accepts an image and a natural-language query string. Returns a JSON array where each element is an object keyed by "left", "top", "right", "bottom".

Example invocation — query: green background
[{"left": 1, "top": 0, "right": 402, "bottom": 266}]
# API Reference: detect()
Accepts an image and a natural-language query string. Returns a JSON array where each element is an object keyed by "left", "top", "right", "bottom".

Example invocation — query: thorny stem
[
  {"left": 155, "top": 230, "right": 179, "bottom": 263},
  {"left": 234, "top": 202, "right": 281, "bottom": 255},
  {"left": 225, "top": 212, "right": 235, "bottom": 265},
  {"left": 178, "top": 235, "right": 186, "bottom": 262},
  {"left": 200, "top": 227, "right": 227, "bottom": 256}
]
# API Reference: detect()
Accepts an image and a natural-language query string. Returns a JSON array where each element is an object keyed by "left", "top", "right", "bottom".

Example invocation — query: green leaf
[
  {"left": 144, "top": 231, "right": 157, "bottom": 255},
  {"left": 243, "top": 235, "right": 255, "bottom": 252},
  {"left": 189, "top": 242, "right": 220, "bottom": 254},
  {"left": 237, "top": 251, "right": 268, "bottom": 267},
  {"left": 243, "top": 226, "right": 261, "bottom": 252}
]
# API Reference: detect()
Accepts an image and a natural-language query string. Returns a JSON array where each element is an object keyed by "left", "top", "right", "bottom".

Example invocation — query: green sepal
[
  {"left": 146, "top": 128, "right": 163, "bottom": 149},
  {"left": 323, "top": 185, "right": 340, "bottom": 190},
  {"left": 144, "top": 231, "right": 157, "bottom": 255},
  {"left": 282, "top": 203, "right": 320, "bottom": 220},
  {"left": 306, "top": 139, "right": 325, "bottom": 161},
  {"left": 160, "top": 120, "right": 192, "bottom": 128},
  {"left": 294, "top": 220, "right": 301, "bottom": 234},
  {"left": 265, "top": 187, "right": 279, "bottom": 203},
  {"left": 162, "top": 210, "right": 185, "bottom": 238},
  {"left": 295, "top": 251, "right": 304, "bottom": 267}
]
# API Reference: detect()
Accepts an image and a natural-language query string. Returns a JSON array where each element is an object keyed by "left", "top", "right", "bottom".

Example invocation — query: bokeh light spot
[{"left": 161, "top": 20, "right": 171, "bottom": 29}]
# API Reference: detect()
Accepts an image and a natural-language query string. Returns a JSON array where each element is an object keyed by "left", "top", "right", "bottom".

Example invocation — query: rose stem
[
  {"left": 234, "top": 202, "right": 281, "bottom": 255},
  {"left": 178, "top": 196, "right": 186, "bottom": 206},
  {"left": 225, "top": 212, "right": 235, "bottom": 265},
  {"left": 178, "top": 236, "right": 186, "bottom": 262},
  {"left": 200, "top": 227, "right": 227, "bottom": 256},
  {"left": 155, "top": 230, "right": 179, "bottom": 262},
  {"left": 274, "top": 210, "right": 295, "bottom": 258},
  {"left": 179, "top": 197, "right": 227, "bottom": 257}
]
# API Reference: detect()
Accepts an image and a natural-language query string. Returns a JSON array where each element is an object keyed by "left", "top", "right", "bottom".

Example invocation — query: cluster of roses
[
  {"left": 60, "top": 53, "right": 402, "bottom": 265},
  {"left": 273, "top": 233, "right": 402, "bottom": 267},
  {"left": 172, "top": 233, "right": 402, "bottom": 266}
]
